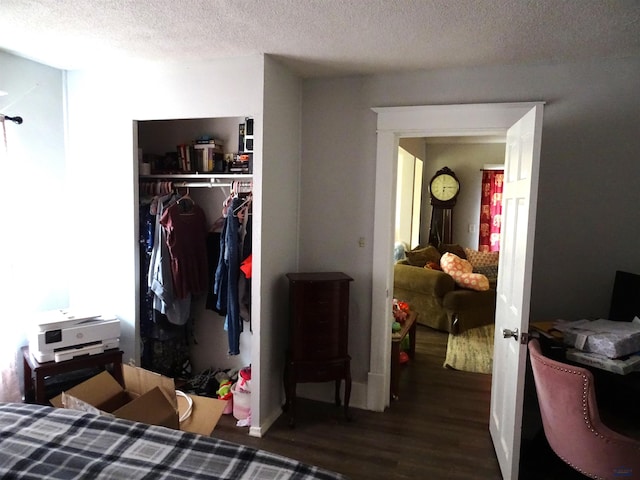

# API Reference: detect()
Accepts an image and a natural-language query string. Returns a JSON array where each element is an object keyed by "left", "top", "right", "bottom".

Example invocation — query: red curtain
[{"left": 478, "top": 170, "right": 504, "bottom": 252}]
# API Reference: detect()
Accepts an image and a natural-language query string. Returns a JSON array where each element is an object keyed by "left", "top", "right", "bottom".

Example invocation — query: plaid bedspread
[{"left": 0, "top": 403, "right": 347, "bottom": 480}]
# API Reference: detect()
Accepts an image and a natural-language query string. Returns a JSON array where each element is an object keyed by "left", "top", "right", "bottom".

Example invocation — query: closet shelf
[
  {"left": 140, "top": 173, "right": 253, "bottom": 188},
  {"left": 140, "top": 173, "right": 253, "bottom": 180}
]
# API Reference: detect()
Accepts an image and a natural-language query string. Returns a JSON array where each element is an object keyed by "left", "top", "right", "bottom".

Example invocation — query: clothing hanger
[
  {"left": 176, "top": 186, "right": 196, "bottom": 214},
  {"left": 221, "top": 184, "right": 237, "bottom": 217},
  {"left": 233, "top": 194, "right": 253, "bottom": 217}
]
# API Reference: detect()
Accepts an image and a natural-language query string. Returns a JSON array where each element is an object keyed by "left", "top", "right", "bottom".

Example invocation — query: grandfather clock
[{"left": 428, "top": 166, "right": 460, "bottom": 245}]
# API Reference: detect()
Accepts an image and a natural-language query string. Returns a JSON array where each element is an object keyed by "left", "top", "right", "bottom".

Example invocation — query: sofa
[{"left": 393, "top": 244, "right": 497, "bottom": 334}]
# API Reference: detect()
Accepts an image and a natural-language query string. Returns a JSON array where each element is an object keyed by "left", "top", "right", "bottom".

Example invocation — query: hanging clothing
[
  {"left": 148, "top": 192, "right": 175, "bottom": 310},
  {"left": 160, "top": 199, "right": 209, "bottom": 300},
  {"left": 238, "top": 269, "right": 251, "bottom": 329},
  {"left": 139, "top": 202, "right": 156, "bottom": 337},
  {"left": 140, "top": 315, "right": 192, "bottom": 379},
  {"left": 205, "top": 231, "right": 225, "bottom": 314},
  {"left": 240, "top": 254, "right": 252, "bottom": 279},
  {"left": 148, "top": 193, "right": 191, "bottom": 325},
  {"left": 140, "top": 195, "right": 195, "bottom": 377},
  {"left": 237, "top": 196, "right": 253, "bottom": 327},
  {"left": 214, "top": 197, "right": 244, "bottom": 355}
]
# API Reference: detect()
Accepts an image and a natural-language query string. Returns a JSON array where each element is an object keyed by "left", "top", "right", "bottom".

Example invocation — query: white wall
[
  {"left": 422, "top": 142, "right": 505, "bottom": 249},
  {"left": 300, "top": 56, "right": 640, "bottom": 392},
  {"left": 398, "top": 137, "right": 425, "bottom": 160},
  {"left": 257, "top": 56, "right": 301, "bottom": 435},
  {"left": 300, "top": 76, "right": 376, "bottom": 394},
  {"left": 65, "top": 56, "right": 265, "bottom": 366},
  {"left": 7, "top": 49, "right": 640, "bottom": 418},
  {"left": 0, "top": 52, "right": 66, "bottom": 359},
  {"left": 64, "top": 54, "right": 301, "bottom": 433}
]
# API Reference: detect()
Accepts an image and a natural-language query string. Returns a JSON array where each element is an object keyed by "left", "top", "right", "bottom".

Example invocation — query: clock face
[{"left": 430, "top": 173, "right": 459, "bottom": 201}]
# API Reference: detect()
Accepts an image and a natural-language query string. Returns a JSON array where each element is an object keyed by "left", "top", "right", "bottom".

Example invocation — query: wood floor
[{"left": 212, "top": 325, "right": 502, "bottom": 479}]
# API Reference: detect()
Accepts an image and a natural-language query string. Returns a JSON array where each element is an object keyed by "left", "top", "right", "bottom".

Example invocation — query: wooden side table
[
  {"left": 22, "top": 346, "right": 124, "bottom": 405},
  {"left": 391, "top": 310, "right": 417, "bottom": 400}
]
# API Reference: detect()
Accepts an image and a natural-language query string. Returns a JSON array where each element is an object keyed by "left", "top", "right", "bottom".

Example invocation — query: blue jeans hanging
[{"left": 214, "top": 197, "right": 243, "bottom": 355}]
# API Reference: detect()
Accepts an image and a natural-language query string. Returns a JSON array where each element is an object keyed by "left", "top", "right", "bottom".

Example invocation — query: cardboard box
[{"left": 50, "top": 364, "right": 227, "bottom": 436}]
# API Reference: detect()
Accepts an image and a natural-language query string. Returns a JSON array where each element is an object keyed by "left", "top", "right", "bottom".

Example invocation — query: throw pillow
[
  {"left": 406, "top": 245, "right": 441, "bottom": 267},
  {"left": 473, "top": 265, "right": 498, "bottom": 277},
  {"left": 438, "top": 243, "right": 467, "bottom": 259},
  {"left": 473, "top": 264, "right": 498, "bottom": 279},
  {"left": 424, "top": 261, "right": 442, "bottom": 271},
  {"left": 464, "top": 248, "right": 499, "bottom": 268},
  {"left": 440, "top": 252, "right": 490, "bottom": 291},
  {"left": 473, "top": 264, "right": 498, "bottom": 289}
]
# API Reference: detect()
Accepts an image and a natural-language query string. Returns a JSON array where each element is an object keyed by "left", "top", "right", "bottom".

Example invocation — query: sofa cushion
[
  {"left": 443, "top": 288, "right": 497, "bottom": 333},
  {"left": 473, "top": 264, "right": 499, "bottom": 289},
  {"left": 441, "top": 252, "right": 490, "bottom": 291},
  {"left": 393, "top": 262, "right": 456, "bottom": 332},
  {"left": 438, "top": 243, "right": 467, "bottom": 259},
  {"left": 406, "top": 245, "right": 441, "bottom": 267},
  {"left": 474, "top": 264, "right": 498, "bottom": 278},
  {"left": 464, "top": 248, "right": 499, "bottom": 267}
]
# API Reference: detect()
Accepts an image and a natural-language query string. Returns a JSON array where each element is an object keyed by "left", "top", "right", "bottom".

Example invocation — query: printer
[{"left": 29, "top": 310, "right": 120, "bottom": 363}]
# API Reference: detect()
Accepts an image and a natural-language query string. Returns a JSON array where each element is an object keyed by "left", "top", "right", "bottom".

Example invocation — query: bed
[{"left": 0, "top": 403, "right": 347, "bottom": 479}]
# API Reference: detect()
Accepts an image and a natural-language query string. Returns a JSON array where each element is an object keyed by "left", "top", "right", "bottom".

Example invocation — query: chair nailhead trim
[
  {"left": 537, "top": 355, "right": 640, "bottom": 450},
  {"left": 534, "top": 349, "right": 640, "bottom": 479},
  {"left": 558, "top": 454, "right": 602, "bottom": 479}
]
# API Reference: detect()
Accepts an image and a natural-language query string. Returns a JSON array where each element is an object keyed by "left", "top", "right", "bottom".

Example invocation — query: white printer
[{"left": 29, "top": 310, "right": 120, "bottom": 363}]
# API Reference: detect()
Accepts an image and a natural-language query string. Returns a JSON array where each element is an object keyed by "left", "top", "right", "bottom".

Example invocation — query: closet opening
[{"left": 135, "top": 116, "right": 254, "bottom": 416}]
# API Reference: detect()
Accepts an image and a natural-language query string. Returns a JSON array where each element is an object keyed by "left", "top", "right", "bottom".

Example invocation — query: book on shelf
[
  {"left": 195, "top": 148, "right": 224, "bottom": 173},
  {"left": 176, "top": 144, "right": 188, "bottom": 171},
  {"left": 176, "top": 143, "right": 228, "bottom": 173}
]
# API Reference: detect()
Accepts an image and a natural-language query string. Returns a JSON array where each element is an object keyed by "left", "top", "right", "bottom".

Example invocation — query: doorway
[
  {"left": 368, "top": 102, "right": 544, "bottom": 479},
  {"left": 367, "top": 102, "right": 542, "bottom": 408},
  {"left": 398, "top": 136, "right": 506, "bottom": 253}
]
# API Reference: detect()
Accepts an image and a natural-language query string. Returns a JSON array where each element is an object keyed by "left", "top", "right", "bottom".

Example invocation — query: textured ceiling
[{"left": 1, "top": 0, "right": 639, "bottom": 77}]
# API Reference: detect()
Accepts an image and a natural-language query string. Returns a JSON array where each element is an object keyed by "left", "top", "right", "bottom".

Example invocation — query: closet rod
[{"left": 173, "top": 181, "right": 233, "bottom": 188}]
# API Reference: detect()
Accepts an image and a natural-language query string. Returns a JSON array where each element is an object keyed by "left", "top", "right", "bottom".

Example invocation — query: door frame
[{"left": 368, "top": 102, "right": 544, "bottom": 411}]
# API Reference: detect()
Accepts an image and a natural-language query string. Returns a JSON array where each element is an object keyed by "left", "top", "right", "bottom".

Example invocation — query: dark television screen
[{"left": 609, "top": 270, "right": 640, "bottom": 321}]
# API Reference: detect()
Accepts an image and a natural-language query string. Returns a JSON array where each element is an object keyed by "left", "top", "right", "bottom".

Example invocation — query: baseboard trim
[
  {"left": 251, "top": 405, "right": 282, "bottom": 438},
  {"left": 366, "top": 371, "right": 388, "bottom": 411}
]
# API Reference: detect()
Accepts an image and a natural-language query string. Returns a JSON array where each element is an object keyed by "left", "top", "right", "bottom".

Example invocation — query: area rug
[{"left": 443, "top": 323, "right": 495, "bottom": 374}]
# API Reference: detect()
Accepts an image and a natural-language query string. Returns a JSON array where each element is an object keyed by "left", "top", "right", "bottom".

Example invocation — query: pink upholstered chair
[{"left": 528, "top": 339, "right": 640, "bottom": 479}]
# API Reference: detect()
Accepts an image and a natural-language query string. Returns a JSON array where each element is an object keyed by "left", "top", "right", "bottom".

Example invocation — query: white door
[
  {"left": 489, "top": 105, "right": 544, "bottom": 479},
  {"left": 371, "top": 102, "right": 544, "bottom": 416}
]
